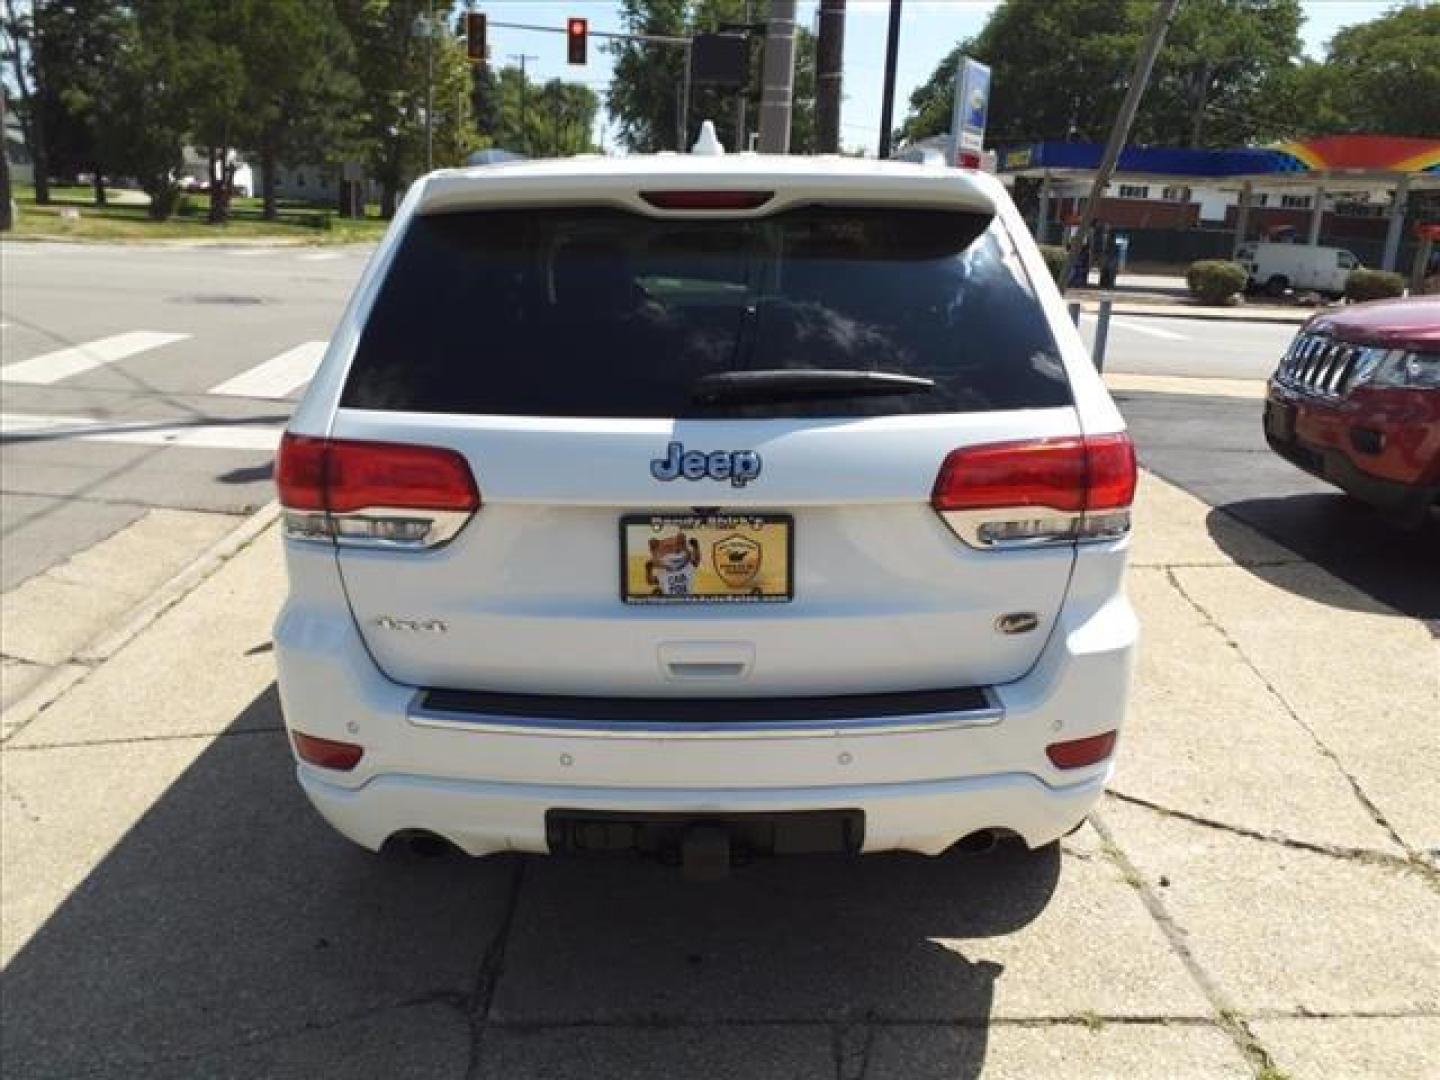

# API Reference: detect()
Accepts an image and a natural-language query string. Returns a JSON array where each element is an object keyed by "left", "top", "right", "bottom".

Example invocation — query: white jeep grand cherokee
[{"left": 274, "top": 147, "right": 1137, "bottom": 873}]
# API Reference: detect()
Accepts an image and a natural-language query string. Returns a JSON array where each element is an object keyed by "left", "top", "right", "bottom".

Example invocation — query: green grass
[{"left": 4, "top": 184, "right": 389, "bottom": 244}]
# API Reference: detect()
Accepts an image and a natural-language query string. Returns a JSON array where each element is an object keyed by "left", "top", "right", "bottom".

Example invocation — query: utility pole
[
  {"left": 876, "top": 0, "right": 902, "bottom": 158},
  {"left": 815, "top": 0, "right": 845, "bottom": 153},
  {"left": 733, "top": 0, "right": 752, "bottom": 149},
  {"left": 757, "top": 0, "right": 796, "bottom": 153},
  {"left": 1059, "top": 0, "right": 1180, "bottom": 294},
  {"left": 509, "top": 54, "right": 537, "bottom": 154}
]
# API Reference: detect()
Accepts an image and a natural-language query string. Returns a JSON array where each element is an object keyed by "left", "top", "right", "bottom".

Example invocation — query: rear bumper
[
  {"left": 298, "top": 765, "right": 1111, "bottom": 857},
  {"left": 274, "top": 547, "right": 1135, "bottom": 859}
]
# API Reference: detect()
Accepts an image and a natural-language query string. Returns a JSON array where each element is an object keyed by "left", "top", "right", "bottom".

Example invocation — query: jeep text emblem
[{"left": 650, "top": 441, "right": 762, "bottom": 488}]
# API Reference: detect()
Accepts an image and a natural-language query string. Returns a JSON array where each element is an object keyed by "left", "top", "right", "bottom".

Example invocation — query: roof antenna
[{"left": 691, "top": 120, "right": 726, "bottom": 156}]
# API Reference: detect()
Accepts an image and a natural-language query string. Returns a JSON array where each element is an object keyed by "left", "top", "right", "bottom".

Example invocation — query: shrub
[
  {"left": 1344, "top": 268, "right": 1405, "bottom": 303},
  {"left": 1185, "top": 259, "right": 1248, "bottom": 305},
  {"left": 1039, "top": 244, "right": 1067, "bottom": 284}
]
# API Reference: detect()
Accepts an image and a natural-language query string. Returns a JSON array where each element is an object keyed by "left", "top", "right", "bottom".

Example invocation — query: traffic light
[
  {"left": 465, "top": 12, "right": 487, "bottom": 63},
  {"left": 567, "top": 17, "right": 587, "bottom": 65}
]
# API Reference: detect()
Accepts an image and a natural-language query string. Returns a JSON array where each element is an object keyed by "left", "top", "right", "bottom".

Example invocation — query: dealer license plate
[{"left": 621, "top": 513, "right": 793, "bottom": 604}]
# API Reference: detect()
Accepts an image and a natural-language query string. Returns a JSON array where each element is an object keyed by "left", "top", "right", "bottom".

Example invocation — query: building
[{"left": 998, "top": 135, "right": 1440, "bottom": 273}]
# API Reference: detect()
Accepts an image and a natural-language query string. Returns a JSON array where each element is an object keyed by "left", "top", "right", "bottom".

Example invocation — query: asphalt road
[
  {"left": 2, "top": 241, "right": 1433, "bottom": 617},
  {"left": 1, "top": 241, "right": 367, "bottom": 589}
]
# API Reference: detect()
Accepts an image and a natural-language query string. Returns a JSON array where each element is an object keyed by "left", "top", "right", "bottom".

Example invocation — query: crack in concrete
[
  {"left": 1104, "top": 790, "right": 1437, "bottom": 886},
  {"left": 833, "top": 1019, "right": 879, "bottom": 1080},
  {"left": 464, "top": 856, "right": 529, "bottom": 1080},
  {"left": 1089, "top": 810, "right": 1284, "bottom": 1079},
  {"left": 2, "top": 726, "right": 285, "bottom": 752},
  {"left": 1161, "top": 566, "right": 1424, "bottom": 878}
]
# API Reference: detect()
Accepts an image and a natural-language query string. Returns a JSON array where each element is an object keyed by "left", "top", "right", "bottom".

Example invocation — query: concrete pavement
[{"left": 3, "top": 471, "right": 1435, "bottom": 1079}]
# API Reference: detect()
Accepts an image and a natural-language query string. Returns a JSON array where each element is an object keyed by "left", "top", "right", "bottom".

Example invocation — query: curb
[
  {"left": 1076, "top": 301, "right": 1310, "bottom": 325},
  {"left": 1, "top": 501, "right": 281, "bottom": 741}
]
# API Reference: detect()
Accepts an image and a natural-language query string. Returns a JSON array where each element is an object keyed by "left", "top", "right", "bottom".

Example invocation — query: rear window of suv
[{"left": 342, "top": 206, "right": 1071, "bottom": 418}]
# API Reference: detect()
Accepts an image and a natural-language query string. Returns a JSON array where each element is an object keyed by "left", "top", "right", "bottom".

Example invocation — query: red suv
[{"left": 1265, "top": 296, "right": 1440, "bottom": 524}]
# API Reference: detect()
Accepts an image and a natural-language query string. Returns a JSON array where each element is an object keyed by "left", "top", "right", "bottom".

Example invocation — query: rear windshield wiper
[{"left": 692, "top": 369, "right": 936, "bottom": 406}]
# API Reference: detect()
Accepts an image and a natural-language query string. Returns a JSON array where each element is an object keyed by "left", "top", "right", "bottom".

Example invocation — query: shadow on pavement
[
  {"left": 1209, "top": 495, "right": 1440, "bottom": 620},
  {"left": 2, "top": 683, "right": 1062, "bottom": 1080}
]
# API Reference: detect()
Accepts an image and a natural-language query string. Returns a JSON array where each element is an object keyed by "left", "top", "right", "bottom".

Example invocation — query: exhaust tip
[
  {"left": 954, "top": 830, "right": 1001, "bottom": 855},
  {"left": 383, "top": 830, "right": 464, "bottom": 860}
]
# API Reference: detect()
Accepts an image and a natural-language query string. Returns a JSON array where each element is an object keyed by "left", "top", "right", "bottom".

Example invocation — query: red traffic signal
[
  {"left": 567, "top": 17, "right": 587, "bottom": 65},
  {"left": 465, "top": 12, "right": 487, "bottom": 62}
]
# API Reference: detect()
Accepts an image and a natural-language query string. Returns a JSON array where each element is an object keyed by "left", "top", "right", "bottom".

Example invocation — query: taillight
[
  {"left": 276, "top": 433, "right": 479, "bottom": 549},
  {"left": 639, "top": 190, "right": 774, "bottom": 211},
  {"left": 1046, "top": 731, "right": 1117, "bottom": 769},
  {"left": 931, "top": 433, "right": 1135, "bottom": 548},
  {"left": 292, "top": 731, "right": 365, "bottom": 771}
]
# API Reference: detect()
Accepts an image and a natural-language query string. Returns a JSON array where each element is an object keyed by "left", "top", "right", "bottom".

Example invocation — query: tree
[
  {"left": 2, "top": 0, "right": 49, "bottom": 203},
  {"left": 898, "top": 0, "right": 1303, "bottom": 150},
  {"left": 1322, "top": 4, "right": 1440, "bottom": 137},
  {"left": 1138, "top": 0, "right": 1302, "bottom": 147},
  {"left": 338, "top": 0, "right": 474, "bottom": 218},
  {"left": 492, "top": 67, "right": 598, "bottom": 157},
  {"left": 100, "top": 1, "right": 187, "bottom": 219},
  {"left": 31, "top": 0, "right": 129, "bottom": 202},
  {"left": 607, "top": 0, "right": 817, "bottom": 154},
  {"left": 243, "top": 0, "right": 359, "bottom": 221}
]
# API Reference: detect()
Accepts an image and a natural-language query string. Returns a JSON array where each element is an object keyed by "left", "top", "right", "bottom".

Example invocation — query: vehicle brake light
[
  {"left": 292, "top": 731, "right": 365, "bottom": 771},
  {"left": 931, "top": 433, "right": 1136, "bottom": 548},
  {"left": 1046, "top": 731, "right": 1117, "bottom": 769},
  {"left": 640, "top": 190, "right": 774, "bottom": 211},
  {"left": 276, "top": 433, "right": 479, "bottom": 549}
]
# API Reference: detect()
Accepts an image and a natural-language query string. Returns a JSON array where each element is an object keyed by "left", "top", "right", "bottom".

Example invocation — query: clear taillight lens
[
  {"left": 276, "top": 433, "right": 479, "bottom": 549},
  {"left": 931, "top": 433, "right": 1136, "bottom": 548}
]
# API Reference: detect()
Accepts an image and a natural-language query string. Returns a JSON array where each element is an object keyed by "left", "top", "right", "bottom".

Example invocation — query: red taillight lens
[
  {"left": 931, "top": 433, "right": 1136, "bottom": 513},
  {"left": 1046, "top": 731, "right": 1118, "bottom": 769},
  {"left": 1083, "top": 433, "right": 1138, "bottom": 510},
  {"left": 277, "top": 433, "right": 479, "bottom": 513},
  {"left": 276, "top": 434, "right": 328, "bottom": 511},
  {"left": 932, "top": 437, "right": 1089, "bottom": 512},
  {"left": 276, "top": 433, "right": 480, "bottom": 548},
  {"left": 930, "top": 432, "right": 1136, "bottom": 548},
  {"left": 292, "top": 731, "right": 364, "bottom": 771},
  {"left": 325, "top": 440, "right": 479, "bottom": 513},
  {"left": 640, "top": 190, "right": 774, "bottom": 211}
]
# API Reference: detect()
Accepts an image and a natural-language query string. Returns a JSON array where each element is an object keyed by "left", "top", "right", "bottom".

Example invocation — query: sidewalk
[{"left": 2, "top": 474, "right": 1436, "bottom": 1078}]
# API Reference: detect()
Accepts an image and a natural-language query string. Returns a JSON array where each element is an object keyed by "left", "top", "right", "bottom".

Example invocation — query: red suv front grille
[{"left": 1279, "top": 334, "right": 1364, "bottom": 398}]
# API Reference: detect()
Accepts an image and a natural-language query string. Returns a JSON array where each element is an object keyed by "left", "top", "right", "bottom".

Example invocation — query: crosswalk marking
[
  {"left": 0, "top": 331, "right": 191, "bottom": 385},
  {"left": 297, "top": 251, "right": 343, "bottom": 262},
  {"left": 207, "top": 340, "right": 328, "bottom": 399},
  {"left": 1, "top": 413, "right": 282, "bottom": 451}
]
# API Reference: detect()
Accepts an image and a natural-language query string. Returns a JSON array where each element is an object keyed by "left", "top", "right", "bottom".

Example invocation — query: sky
[{"left": 478, "top": 0, "right": 1408, "bottom": 154}]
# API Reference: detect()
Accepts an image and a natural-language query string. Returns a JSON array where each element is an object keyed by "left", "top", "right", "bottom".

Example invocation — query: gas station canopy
[{"left": 997, "top": 134, "right": 1440, "bottom": 189}]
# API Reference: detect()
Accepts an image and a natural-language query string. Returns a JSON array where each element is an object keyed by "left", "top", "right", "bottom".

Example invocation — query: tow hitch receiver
[{"left": 545, "top": 809, "right": 865, "bottom": 878}]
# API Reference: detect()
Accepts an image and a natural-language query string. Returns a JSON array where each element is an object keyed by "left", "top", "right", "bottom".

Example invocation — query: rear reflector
[
  {"left": 276, "top": 433, "right": 479, "bottom": 549},
  {"left": 640, "top": 190, "right": 774, "bottom": 211},
  {"left": 1046, "top": 731, "right": 1117, "bottom": 769},
  {"left": 292, "top": 731, "right": 365, "bottom": 771},
  {"left": 931, "top": 433, "right": 1136, "bottom": 548}
]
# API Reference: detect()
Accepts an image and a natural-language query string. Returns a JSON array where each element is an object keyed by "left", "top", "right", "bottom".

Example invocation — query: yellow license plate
[{"left": 621, "top": 513, "right": 793, "bottom": 604}]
